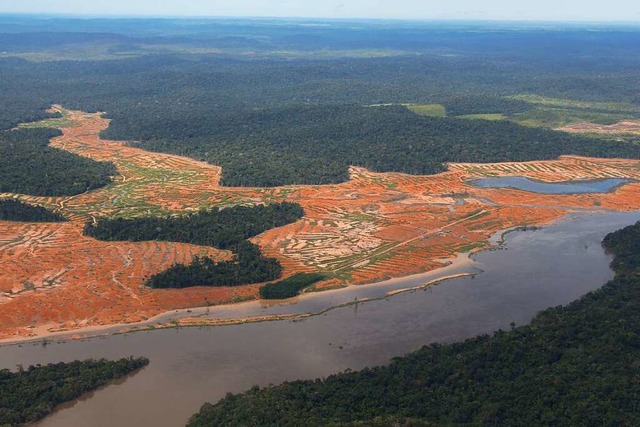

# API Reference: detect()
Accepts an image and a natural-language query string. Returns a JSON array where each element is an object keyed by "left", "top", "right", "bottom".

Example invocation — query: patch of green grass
[
  {"left": 343, "top": 211, "right": 378, "bottom": 222},
  {"left": 0, "top": 42, "right": 225, "bottom": 62},
  {"left": 306, "top": 283, "right": 346, "bottom": 293},
  {"left": 267, "top": 49, "right": 408, "bottom": 60},
  {"left": 457, "top": 113, "right": 507, "bottom": 121},
  {"left": 462, "top": 209, "right": 486, "bottom": 219},
  {"left": 406, "top": 104, "right": 447, "bottom": 117},
  {"left": 512, "top": 107, "right": 632, "bottom": 128},
  {"left": 504, "top": 94, "right": 639, "bottom": 129},
  {"left": 457, "top": 242, "right": 486, "bottom": 253},
  {"left": 18, "top": 111, "right": 76, "bottom": 129},
  {"left": 369, "top": 250, "right": 398, "bottom": 265},
  {"left": 467, "top": 219, "right": 500, "bottom": 231},
  {"left": 510, "top": 94, "right": 639, "bottom": 113},
  {"left": 332, "top": 271, "right": 354, "bottom": 282}
]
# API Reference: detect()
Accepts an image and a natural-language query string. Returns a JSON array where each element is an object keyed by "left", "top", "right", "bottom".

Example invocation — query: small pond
[{"left": 469, "top": 177, "right": 632, "bottom": 194}]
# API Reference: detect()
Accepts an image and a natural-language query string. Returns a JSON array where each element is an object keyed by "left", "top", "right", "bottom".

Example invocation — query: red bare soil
[{"left": 1, "top": 107, "right": 640, "bottom": 339}]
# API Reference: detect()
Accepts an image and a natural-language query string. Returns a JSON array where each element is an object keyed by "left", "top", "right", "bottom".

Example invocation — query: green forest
[
  {"left": 1, "top": 20, "right": 639, "bottom": 188},
  {"left": 259, "top": 273, "right": 328, "bottom": 300},
  {"left": 0, "top": 200, "right": 66, "bottom": 222},
  {"left": 0, "top": 357, "right": 149, "bottom": 426},
  {"left": 147, "top": 241, "right": 282, "bottom": 289},
  {"left": 84, "top": 203, "right": 303, "bottom": 249},
  {"left": 134, "top": 105, "right": 639, "bottom": 186},
  {"left": 85, "top": 203, "right": 304, "bottom": 288},
  {"left": 0, "top": 17, "right": 639, "bottom": 427},
  {"left": 0, "top": 128, "right": 115, "bottom": 196},
  {"left": 188, "top": 220, "right": 640, "bottom": 426}
]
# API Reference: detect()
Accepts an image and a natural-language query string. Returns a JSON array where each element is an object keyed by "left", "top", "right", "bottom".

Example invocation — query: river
[{"left": 1, "top": 210, "right": 638, "bottom": 427}]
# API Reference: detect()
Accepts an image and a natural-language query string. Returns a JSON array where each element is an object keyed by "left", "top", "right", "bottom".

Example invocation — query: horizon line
[{"left": 1, "top": 12, "right": 640, "bottom": 25}]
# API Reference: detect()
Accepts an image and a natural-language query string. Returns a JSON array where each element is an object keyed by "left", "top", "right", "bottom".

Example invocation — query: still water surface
[
  {"left": 2, "top": 210, "right": 638, "bottom": 427},
  {"left": 470, "top": 177, "right": 632, "bottom": 194}
]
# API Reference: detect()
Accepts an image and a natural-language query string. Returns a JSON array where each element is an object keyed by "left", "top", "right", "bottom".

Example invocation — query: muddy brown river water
[{"left": 2, "top": 210, "right": 639, "bottom": 427}]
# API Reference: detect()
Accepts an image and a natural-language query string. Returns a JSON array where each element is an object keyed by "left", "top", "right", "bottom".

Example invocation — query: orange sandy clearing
[
  {"left": 1, "top": 107, "right": 640, "bottom": 339},
  {"left": 556, "top": 120, "right": 640, "bottom": 135}
]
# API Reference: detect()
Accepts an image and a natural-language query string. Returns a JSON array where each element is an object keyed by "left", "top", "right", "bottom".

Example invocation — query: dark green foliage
[
  {"left": 0, "top": 100, "right": 58, "bottom": 132},
  {"left": 342, "top": 417, "right": 433, "bottom": 426},
  {"left": 146, "top": 241, "right": 282, "bottom": 289},
  {"left": 0, "top": 200, "right": 66, "bottom": 223},
  {"left": 602, "top": 221, "right": 640, "bottom": 275},
  {"left": 0, "top": 357, "right": 149, "bottom": 426},
  {"left": 137, "top": 105, "right": 639, "bottom": 187},
  {"left": 0, "top": 128, "right": 115, "bottom": 196},
  {"left": 84, "top": 203, "right": 303, "bottom": 249},
  {"left": 259, "top": 273, "right": 327, "bottom": 299},
  {"left": 443, "top": 95, "right": 531, "bottom": 116},
  {"left": 84, "top": 203, "right": 304, "bottom": 288},
  {"left": 1, "top": 22, "right": 640, "bottom": 187},
  {"left": 188, "top": 221, "right": 640, "bottom": 427}
]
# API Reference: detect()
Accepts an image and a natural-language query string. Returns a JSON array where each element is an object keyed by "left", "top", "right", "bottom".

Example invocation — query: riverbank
[
  {"left": 3, "top": 108, "right": 640, "bottom": 339},
  {"left": 5, "top": 209, "right": 639, "bottom": 427},
  {"left": 0, "top": 210, "right": 612, "bottom": 347},
  {"left": 0, "top": 252, "right": 479, "bottom": 347}
]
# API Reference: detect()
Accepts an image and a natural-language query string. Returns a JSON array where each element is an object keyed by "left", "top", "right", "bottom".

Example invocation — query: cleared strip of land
[{"left": 1, "top": 106, "right": 640, "bottom": 340}]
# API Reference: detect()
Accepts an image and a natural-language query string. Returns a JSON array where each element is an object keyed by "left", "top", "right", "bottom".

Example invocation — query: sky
[{"left": 1, "top": 0, "right": 640, "bottom": 22}]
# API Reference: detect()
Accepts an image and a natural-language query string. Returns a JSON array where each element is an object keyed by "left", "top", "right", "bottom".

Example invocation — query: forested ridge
[
  {"left": 0, "top": 357, "right": 149, "bottom": 426},
  {"left": 188, "top": 221, "right": 640, "bottom": 426},
  {"left": 0, "top": 200, "right": 66, "bottom": 222},
  {"left": 135, "top": 105, "right": 639, "bottom": 186},
  {"left": 0, "top": 128, "right": 115, "bottom": 196},
  {"left": 1, "top": 21, "right": 640, "bottom": 187},
  {"left": 84, "top": 203, "right": 304, "bottom": 288}
]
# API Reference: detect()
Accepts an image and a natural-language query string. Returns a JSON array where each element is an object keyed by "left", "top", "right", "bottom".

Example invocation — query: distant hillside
[
  {"left": 133, "top": 104, "right": 639, "bottom": 186},
  {"left": 0, "top": 20, "right": 639, "bottom": 185}
]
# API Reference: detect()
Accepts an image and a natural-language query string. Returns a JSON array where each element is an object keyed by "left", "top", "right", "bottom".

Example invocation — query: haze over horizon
[{"left": 2, "top": 0, "right": 640, "bottom": 22}]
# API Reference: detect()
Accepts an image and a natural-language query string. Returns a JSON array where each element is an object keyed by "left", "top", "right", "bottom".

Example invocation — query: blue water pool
[{"left": 469, "top": 177, "right": 632, "bottom": 194}]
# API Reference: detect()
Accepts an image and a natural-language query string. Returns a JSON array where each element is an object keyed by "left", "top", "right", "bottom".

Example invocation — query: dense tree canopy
[
  {"left": 0, "top": 200, "right": 66, "bottom": 222},
  {"left": 1, "top": 21, "right": 639, "bottom": 187},
  {"left": 84, "top": 203, "right": 303, "bottom": 249},
  {"left": 0, "top": 357, "right": 149, "bottom": 426},
  {"left": 146, "top": 241, "right": 282, "bottom": 289},
  {"left": 85, "top": 203, "right": 304, "bottom": 288},
  {"left": 0, "top": 128, "right": 115, "bottom": 196},
  {"left": 188, "top": 220, "right": 640, "bottom": 426},
  {"left": 259, "top": 273, "right": 328, "bottom": 300},
  {"left": 135, "top": 105, "right": 639, "bottom": 186}
]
